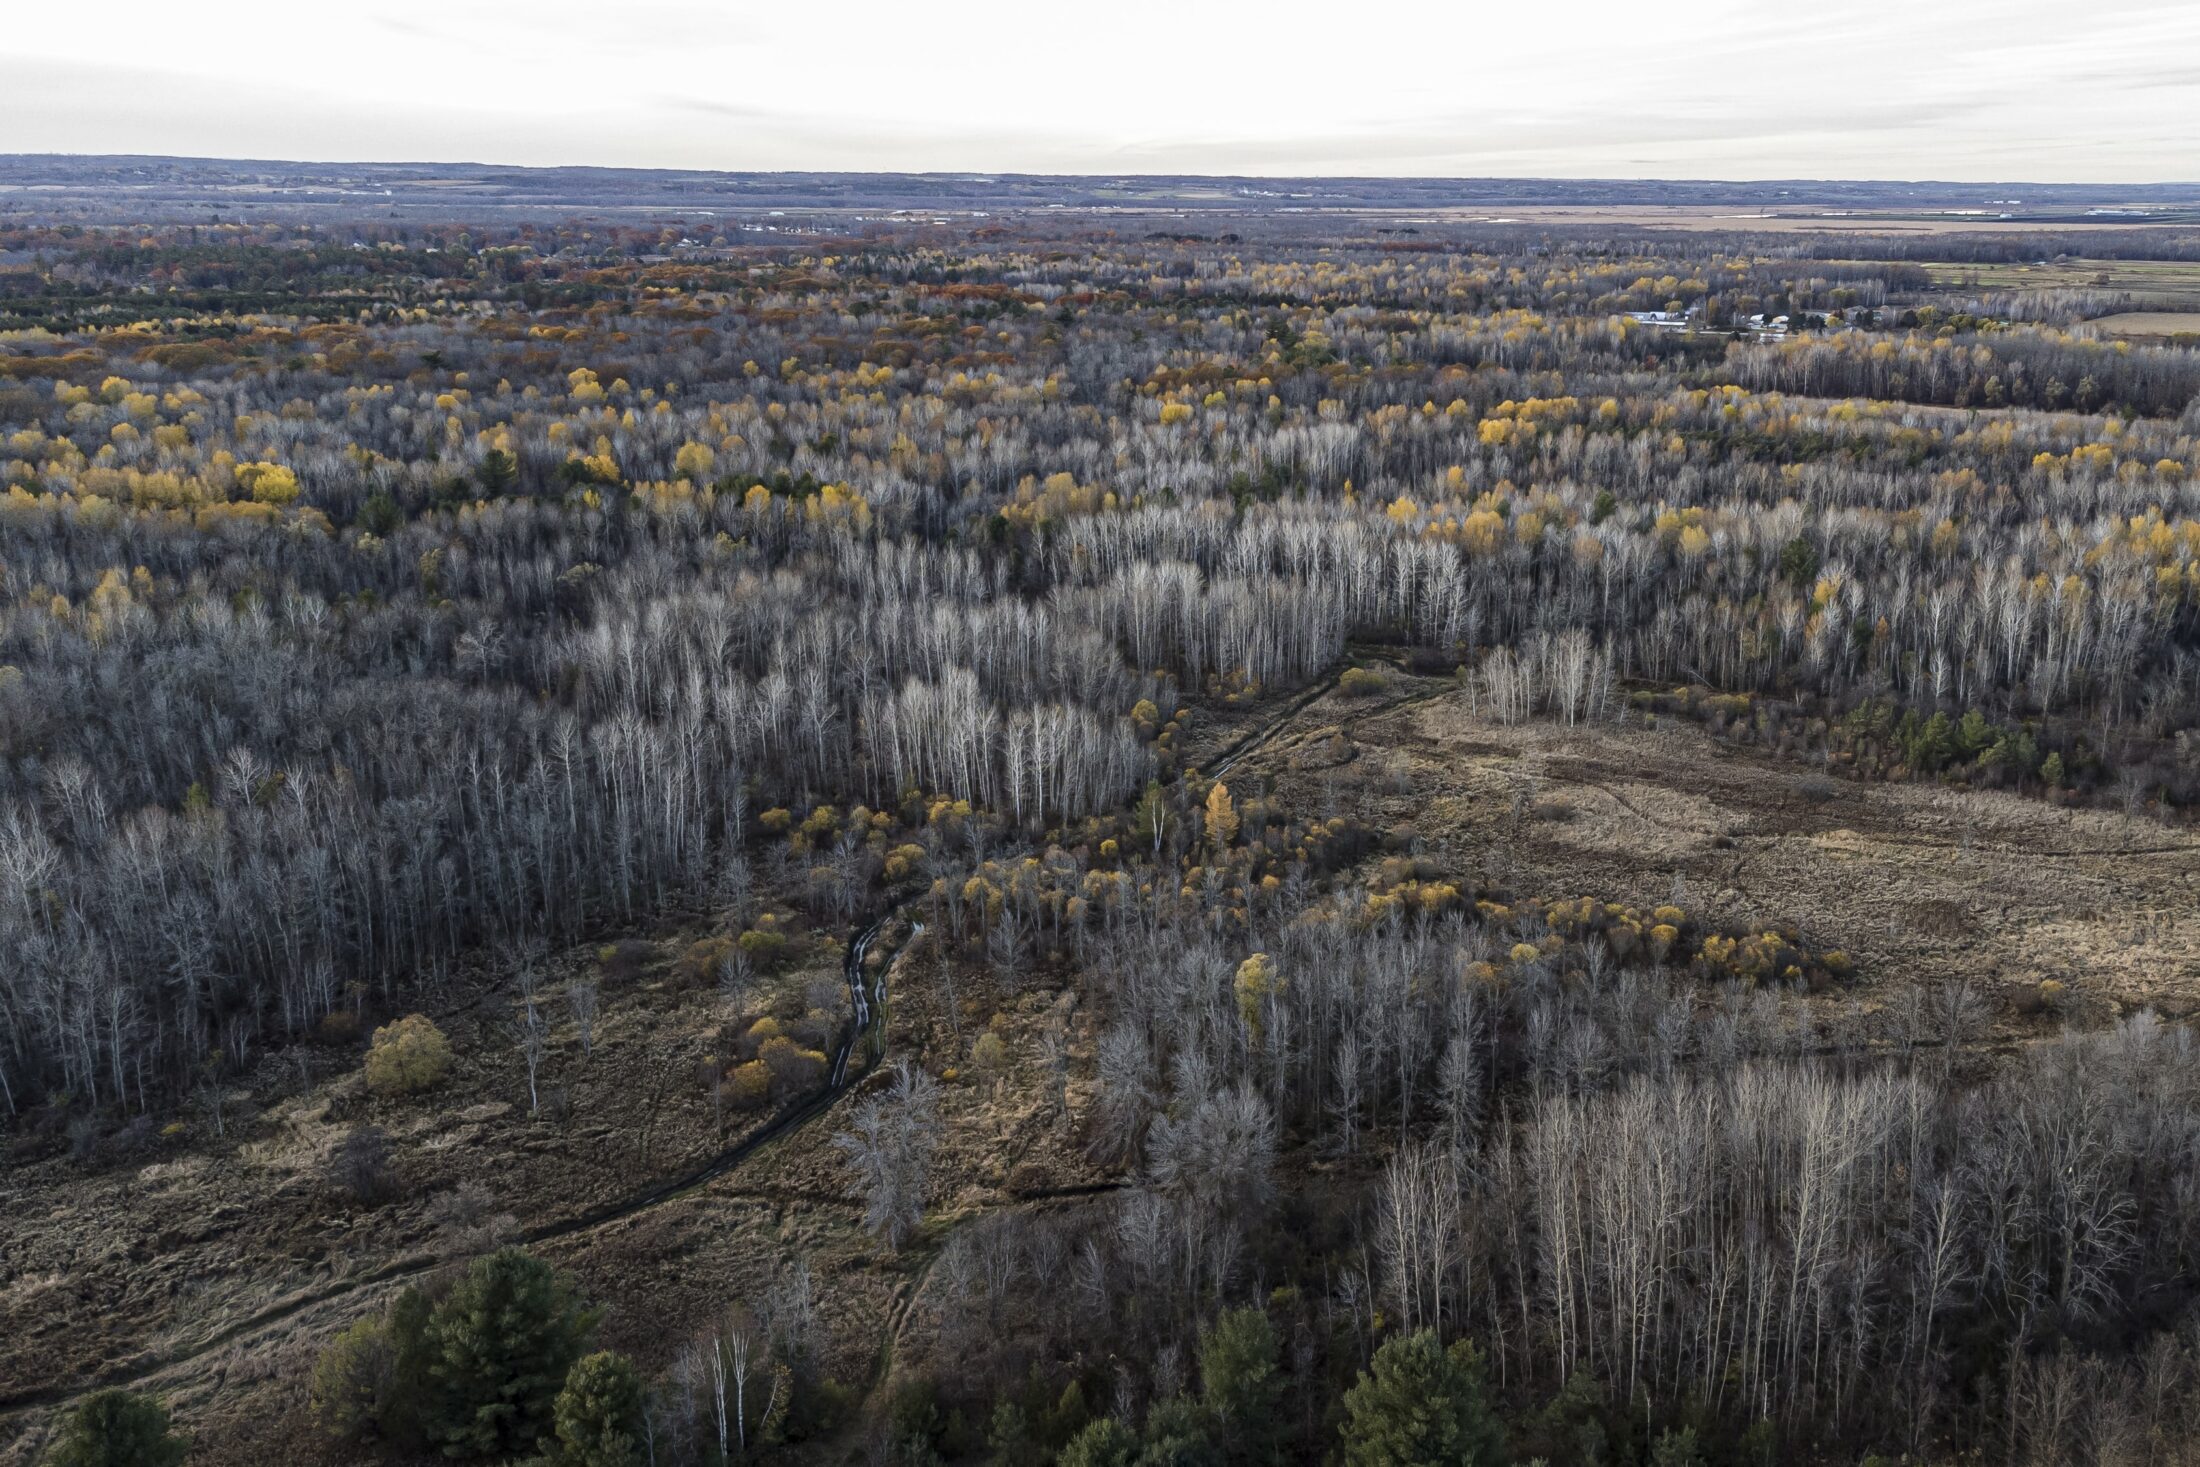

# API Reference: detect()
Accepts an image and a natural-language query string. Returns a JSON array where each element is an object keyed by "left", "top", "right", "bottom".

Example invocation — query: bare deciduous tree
[
  {"left": 832, "top": 1061, "right": 940, "bottom": 1249},
  {"left": 516, "top": 1001, "right": 548, "bottom": 1115},
  {"left": 565, "top": 979, "right": 599, "bottom": 1056}
]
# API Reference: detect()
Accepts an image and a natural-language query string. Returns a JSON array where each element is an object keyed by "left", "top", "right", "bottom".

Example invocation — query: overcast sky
[{"left": 8, "top": 0, "right": 2199, "bottom": 181}]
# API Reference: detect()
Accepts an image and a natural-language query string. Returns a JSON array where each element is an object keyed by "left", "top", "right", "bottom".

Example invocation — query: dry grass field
[
  {"left": 1923, "top": 257, "right": 2200, "bottom": 302},
  {"left": 2088, "top": 311, "right": 2200, "bottom": 340},
  {"left": 1227, "top": 676, "right": 2200, "bottom": 1024},
  {"left": 1417, "top": 208, "right": 2200, "bottom": 234}
]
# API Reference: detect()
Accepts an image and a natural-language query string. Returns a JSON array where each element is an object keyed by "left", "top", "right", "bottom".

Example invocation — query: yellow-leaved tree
[
  {"left": 1234, "top": 952, "right": 1277, "bottom": 1040},
  {"left": 363, "top": 1014, "right": 452, "bottom": 1097},
  {"left": 673, "top": 441, "right": 715, "bottom": 481},
  {"left": 1206, "top": 780, "right": 1239, "bottom": 850},
  {"left": 235, "top": 461, "right": 301, "bottom": 506}
]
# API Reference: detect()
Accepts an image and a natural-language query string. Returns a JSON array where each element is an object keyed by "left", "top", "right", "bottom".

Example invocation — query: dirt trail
[
  {"left": 0, "top": 907, "right": 910, "bottom": 1427},
  {"left": 0, "top": 674, "right": 1366, "bottom": 1437},
  {"left": 1214, "top": 670, "right": 1458, "bottom": 778}
]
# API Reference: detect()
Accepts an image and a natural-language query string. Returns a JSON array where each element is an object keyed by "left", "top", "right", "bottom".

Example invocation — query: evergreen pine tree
[
  {"left": 1338, "top": 1330, "right": 1503, "bottom": 1467},
  {"left": 545, "top": 1351, "right": 646, "bottom": 1467},
  {"left": 1198, "top": 1307, "right": 1282, "bottom": 1463},
  {"left": 1139, "top": 1396, "right": 1222, "bottom": 1467},
  {"left": 425, "top": 1247, "right": 599, "bottom": 1458},
  {"left": 1060, "top": 1416, "right": 1139, "bottom": 1467},
  {"left": 44, "top": 1390, "right": 188, "bottom": 1467}
]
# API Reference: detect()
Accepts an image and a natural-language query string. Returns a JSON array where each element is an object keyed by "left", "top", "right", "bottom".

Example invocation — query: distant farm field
[
  {"left": 1921, "top": 257, "right": 2200, "bottom": 304},
  {"left": 1421, "top": 207, "right": 2200, "bottom": 234},
  {"left": 2087, "top": 310, "right": 2200, "bottom": 339}
]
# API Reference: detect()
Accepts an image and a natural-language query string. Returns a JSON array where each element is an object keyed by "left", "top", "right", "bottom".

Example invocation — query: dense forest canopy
[{"left": 2, "top": 203, "right": 2199, "bottom": 1467}]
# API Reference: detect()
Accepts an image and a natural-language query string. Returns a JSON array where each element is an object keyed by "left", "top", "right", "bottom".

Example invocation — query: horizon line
[{"left": 6, "top": 152, "right": 2200, "bottom": 192}]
